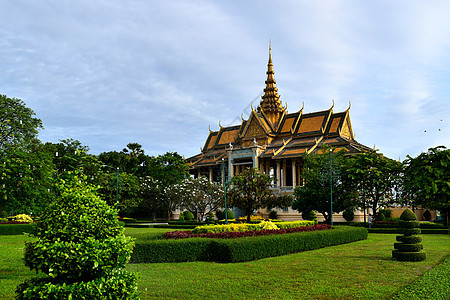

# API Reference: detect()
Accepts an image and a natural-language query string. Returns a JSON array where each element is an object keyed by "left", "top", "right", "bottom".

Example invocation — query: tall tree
[
  {"left": 347, "top": 150, "right": 402, "bottom": 220},
  {"left": 0, "top": 94, "right": 42, "bottom": 151},
  {"left": 292, "top": 147, "right": 358, "bottom": 224},
  {"left": 228, "top": 167, "right": 275, "bottom": 222},
  {"left": 403, "top": 146, "right": 450, "bottom": 226},
  {"left": 181, "top": 176, "right": 224, "bottom": 222}
]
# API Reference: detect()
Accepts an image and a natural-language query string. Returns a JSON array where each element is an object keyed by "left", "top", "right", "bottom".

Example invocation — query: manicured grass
[{"left": 2, "top": 231, "right": 449, "bottom": 299}]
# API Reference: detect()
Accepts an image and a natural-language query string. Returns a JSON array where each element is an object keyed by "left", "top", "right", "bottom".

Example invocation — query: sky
[{"left": 1, "top": 0, "right": 449, "bottom": 160}]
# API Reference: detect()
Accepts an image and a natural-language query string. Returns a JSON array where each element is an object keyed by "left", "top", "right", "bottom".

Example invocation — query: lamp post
[
  {"left": 221, "top": 158, "right": 230, "bottom": 224},
  {"left": 103, "top": 165, "right": 119, "bottom": 213},
  {"left": 330, "top": 148, "right": 333, "bottom": 226}
]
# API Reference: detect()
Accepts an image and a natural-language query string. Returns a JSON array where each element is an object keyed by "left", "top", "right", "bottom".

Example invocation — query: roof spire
[{"left": 258, "top": 43, "right": 285, "bottom": 125}]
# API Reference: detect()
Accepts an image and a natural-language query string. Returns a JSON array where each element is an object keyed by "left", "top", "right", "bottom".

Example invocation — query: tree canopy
[
  {"left": 403, "top": 146, "right": 450, "bottom": 226},
  {"left": 292, "top": 147, "right": 358, "bottom": 224}
]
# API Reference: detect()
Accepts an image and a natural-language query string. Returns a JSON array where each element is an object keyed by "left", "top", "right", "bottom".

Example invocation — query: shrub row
[
  {"left": 392, "top": 257, "right": 450, "bottom": 300},
  {"left": 165, "top": 224, "right": 331, "bottom": 239},
  {"left": 0, "top": 224, "right": 35, "bottom": 235},
  {"left": 368, "top": 228, "right": 449, "bottom": 234},
  {"left": 130, "top": 226, "right": 368, "bottom": 263}
]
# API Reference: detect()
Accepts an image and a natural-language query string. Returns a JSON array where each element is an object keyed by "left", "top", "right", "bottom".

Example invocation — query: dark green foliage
[
  {"left": 228, "top": 168, "right": 275, "bottom": 222},
  {"left": 16, "top": 174, "right": 138, "bottom": 299},
  {"left": 183, "top": 211, "right": 194, "bottom": 221},
  {"left": 392, "top": 257, "right": 450, "bottom": 300},
  {"left": 403, "top": 146, "right": 450, "bottom": 226},
  {"left": 393, "top": 243, "right": 423, "bottom": 252},
  {"left": 393, "top": 209, "right": 426, "bottom": 262},
  {"left": 0, "top": 224, "right": 35, "bottom": 235},
  {"left": 400, "top": 208, "right": 417, "bottom": 221},
  {"left": 130, "top": 226, "right": 368, "bottom": 263},
  {"left": 343, "top": 208, "right": 355, "bottom": 222},
  {"left": 397, "top": 228, "right": 422, "bottom": 236},
  {"left": 378, "top": 209, "right": 392, "bottom": 220},
  {"left": 293, "top": 147, "right": 359, "bottom": 224},
  {"left": 16, "top": 269, "right": 138, "bottom": 300},
  {"left": 215, "top": 209, "right": 235, "bottom": 220},
  {"left": 391, "top": 251, "right": 427, "bottom": 262},
  {"left": 399, "top": 221, "right": 420, "bottom": 228},
  {"left": 302, "top": 210, "right": 317, "bottom": 221},
  {"left": 269, "top": 210, "right": 278, "bottom": 219}
]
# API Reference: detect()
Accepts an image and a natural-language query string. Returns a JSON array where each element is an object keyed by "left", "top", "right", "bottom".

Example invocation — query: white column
[
  {"left": 276, "top": 160, "right": 281, "bottom": 187},
  {"left": 292, "top": 159, "right": 296, "bottom": 189},
  {"left": 282, "top": 159, "right": 287, "bottom": 187},
  {"left": 209, "top": 167, "right": 213, "bottom": 182}
]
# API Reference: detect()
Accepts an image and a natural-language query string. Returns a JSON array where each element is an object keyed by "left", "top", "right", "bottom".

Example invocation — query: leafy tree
[
  {"left": 0, "top": 94, "right": 42, "bottom": 151},
  {"left": 403, "top": 146, "right": 450, "bottom": 226},
  {"left": 139, "top": 176, "right": 164, "bottom": 221},
  {"left": 228, "top": 168, "right": 275, "bottom": 222},
  {"left": 44, "top": 139, "right": 102, "bottom": 182},
  {"left": 0, "top": 143, "right": 54, "bottom": 216},
  {"left": 180, "top": 176, "right": 224, "bottom": 222},
  {"left": 347, "top": 150, "right": 402, "bottom": 220},
  {"left": 292, "top": 148, "right": 358, "bottom": 224},
  {"left": 147, "top": 152, "right": 189, "bottom": 220},
  {"left": 16, "top": 173, "right": 138, "bottom": 299}
]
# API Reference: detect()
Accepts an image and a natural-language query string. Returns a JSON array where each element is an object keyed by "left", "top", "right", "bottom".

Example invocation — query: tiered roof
[{"left": 186, "top": 48, "right": 371, "bottom": 168}]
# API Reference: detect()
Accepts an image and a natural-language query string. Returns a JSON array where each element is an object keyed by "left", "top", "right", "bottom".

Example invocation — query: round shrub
[
  {"left": 14, "top": 214, "right": 33, "bottom": 223},
  {"left": 269, "top": 210, "right": 278, "bottom": 220},
  {"left": 302, "top": 210, "right": 317, "bottom": 221},
  {"left": 394, "top": 243, "right": 423, "bottom": 252},
  {"left": 16, "top": 173, "right": 138, "bottom": 299},
  {"left": 400, "top": 208, "right": 417, "bottom": 221},
  {"left": 378, "top": 209, "right": 392, "bottom": 220},
  {"left": 223, "top": 209, "right": 235, "bottom": 220},
  {"left": 183, "top": 211, "right": 194, "bottom": 221},
  {"left": 396, "top": 235, "right": 422, "bottom": 244},
  {"left": 343, "top": 209, "right": 354, "bottom": 222},
  {"left": 178, "top": 212, "right": 185, "bottom": 222}
]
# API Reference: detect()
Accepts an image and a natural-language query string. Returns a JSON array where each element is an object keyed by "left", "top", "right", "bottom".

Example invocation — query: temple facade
[{"left": 185, "top": 47, "right": 373, "bottom": 221}]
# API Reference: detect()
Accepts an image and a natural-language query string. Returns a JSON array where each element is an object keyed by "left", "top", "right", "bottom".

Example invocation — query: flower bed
[
  {"left": 165, "top": 224, "right": 331, "bottom": 239},
  {"left": 192, "top": 220, "right": 316, "bottom": 234}
]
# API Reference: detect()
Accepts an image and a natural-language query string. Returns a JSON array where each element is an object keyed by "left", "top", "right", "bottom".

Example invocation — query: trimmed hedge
[
  {"left": 0, "top": 224, "right": 35, "bottom": 235},
  {"left": 130, "top": 226, "right": 368, "bottom": 263},
  {"left": 368, "top": 228, "right": 448, "bottom": 234}
]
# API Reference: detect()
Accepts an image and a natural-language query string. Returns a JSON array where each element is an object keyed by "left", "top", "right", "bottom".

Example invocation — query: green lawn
[{"left": 1, "top": 231, "right": 449, "bottom": 299}]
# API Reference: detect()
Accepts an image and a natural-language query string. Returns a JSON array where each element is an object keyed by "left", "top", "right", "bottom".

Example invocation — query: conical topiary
[{"left": 392, "top": 208, "right": 426, "bottom": 261}]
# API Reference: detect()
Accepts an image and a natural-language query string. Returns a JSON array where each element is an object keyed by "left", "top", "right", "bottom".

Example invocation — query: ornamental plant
[
  {"left": 13, "top": 214, "right": 33, "bottom": 223},
  {"left": 16, "top": 173, "right": 139, "bottom": 299},
  {"left": 392, "top": 208, "right": 426, "bottom": 262}
]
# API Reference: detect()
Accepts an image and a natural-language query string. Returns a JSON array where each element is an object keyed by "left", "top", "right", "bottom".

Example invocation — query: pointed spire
[{"left": 258, "top": 43, "right": 285, "bottom": 125}]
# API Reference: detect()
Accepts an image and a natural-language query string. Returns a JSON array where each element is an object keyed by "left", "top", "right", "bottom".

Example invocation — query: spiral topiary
[{"left": 392, "top": 208, "right": 426, "bottom": 262}]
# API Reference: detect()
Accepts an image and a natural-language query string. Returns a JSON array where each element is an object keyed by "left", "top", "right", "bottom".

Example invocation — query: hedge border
[
  {"left": 130, "top": 226, "right": 368, "bottom": 264},
  {"left": 368, "top": 228, "right": 448, "bottom": 234},
  {"left": 0, "top": 224, "right": 35, "bottom": 235}
]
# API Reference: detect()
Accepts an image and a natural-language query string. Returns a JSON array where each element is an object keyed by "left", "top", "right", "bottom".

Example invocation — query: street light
[
  {"left": 330, "top": 148, "right": 333, "bottom": 226},
  {"left": 103, "top": 165, "right": 119, "bottom": 213},
  {"left": 221, "top": 158, "right": 230, "bottom": 224}
]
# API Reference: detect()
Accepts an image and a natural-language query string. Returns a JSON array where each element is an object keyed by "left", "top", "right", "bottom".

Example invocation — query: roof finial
[
  {"left": 241, "top": 113, "right": 244, "bottom": 121},
  {"left": 219, "top": 121, "right": 223, "bottom": 129},
  {"left": 208, "top": 124, "right": 212, "bottom": 133},
  {"left": 330, "top": 99, "right": 335, "bottom": 110},
  {"left": 301, "top": 101, "right": 305, "bottom": 112},
  {"left": 347, "top": 101, "right": 351, "bottom": 111}
]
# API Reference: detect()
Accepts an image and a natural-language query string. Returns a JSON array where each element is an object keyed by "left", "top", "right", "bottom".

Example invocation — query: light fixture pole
[
  {"left": 330, "top": 148, "right": 333, "bottom": 226},
  {"left": 221, "top": 158, "right": 229, "bottom": 224}
]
